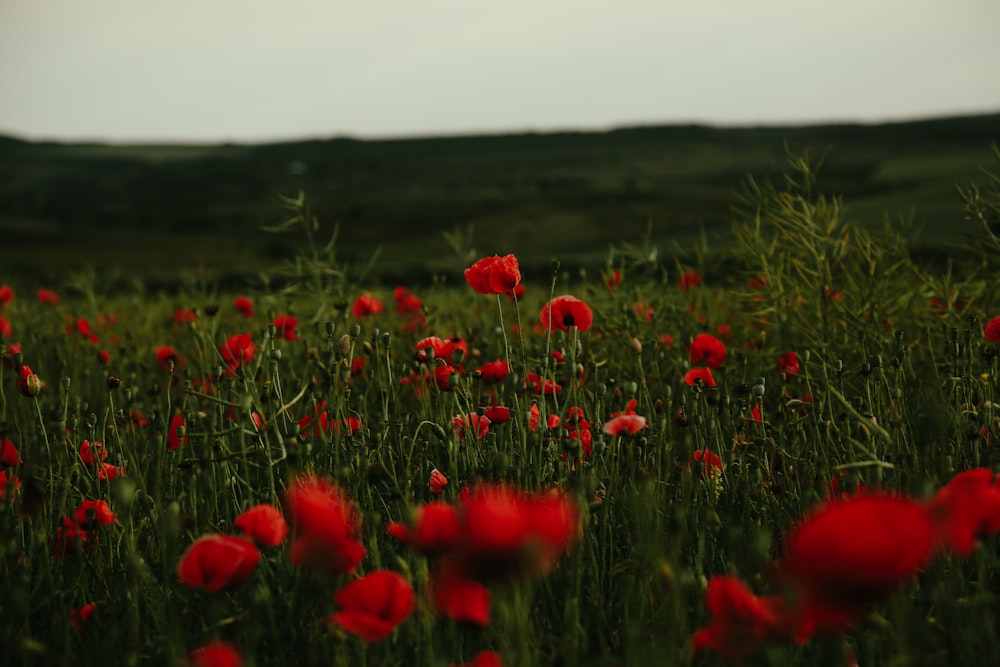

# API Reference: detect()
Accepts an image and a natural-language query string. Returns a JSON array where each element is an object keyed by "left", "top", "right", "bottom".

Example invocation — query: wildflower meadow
[{"left": 4, "top": 153, "right": 1000, "bottom": 667}]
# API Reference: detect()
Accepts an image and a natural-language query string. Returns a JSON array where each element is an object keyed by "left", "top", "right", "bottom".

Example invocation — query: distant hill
[{"left": 1, "top": 113, "right": 998, "bottom": 286}]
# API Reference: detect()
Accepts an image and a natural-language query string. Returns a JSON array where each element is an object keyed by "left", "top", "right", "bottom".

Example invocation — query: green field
[{"left": 1, "top": 113, "right": 998, "bottom": 287}]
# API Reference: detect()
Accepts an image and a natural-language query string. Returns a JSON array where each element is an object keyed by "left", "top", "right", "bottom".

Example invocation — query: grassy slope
[{"left": 0, "top": 114, "right": 997, "bottom": 285}]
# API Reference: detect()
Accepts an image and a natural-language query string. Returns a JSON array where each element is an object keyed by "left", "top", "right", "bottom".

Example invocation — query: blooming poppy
[
  {"left": 326, "top": 570, "right": 415, "bottom": 642},
  {"left": 777, "top": 352, "right": 800, "bottom": 378},
  {"left": 435, "top": 364, "right": 459, "bottom": 392},
  {"left": 233, "top": 295, "right": 254, "bottom": 318},
  {"left": 351, "top": 294, "right": 383, "bottom": 318},
  {"left": 273, "top": 314, "right": 298, "bottom": 341},
  {"left": 233, "top": 504, "right": 289, "bottom": 548},
  {"left": 189, "top": 640, "right": 244, "bottom": 667},
  {"left": 539, "top": 295, "right": 593, "bottom": 332},
  {"left": 476, "top": 360, "right": 509, "bottom": 383},
  {"left": 684, "top": 367, "right": 716, "bottom": 388},
  {"left": 393, "top": 287, "right": 426, "bottom": 332},
  {"left": 0, "top": 469, "right": 21, "bottom": 500},
  {"left": 483, "top": 405, "right": 510, "bottom": 424},
  {"left": 433, "top": 571, "right": 492, "bottom": 627},
  {"left": 0, "top": 439, "right": 21, "bottom": 467},
  {"left": 927, "top": 468, "right": 1000, "bottom": 557},
  {"left": 174, "top": 308, "right": 198, "bottom": 326},
  {"left": 688, "top": 449, "right": 724, "bottom": 477},
  {"left": 69, "top": 603, "right": 97, "bottom": 631},
  {"left": 689, "top": 333, "right": 727, "bottom": 368},
  {"left": 221, "top": 333, "right": 257, "bottom": 375},
  {"left": 0, "top": 316, "right": 11, "bottom": 339},
  {"left": 285, "top": 474, "right": 366, "bottom": 574},
  {"left": 603, "top": 269, "right": 622, "bottom": 291},
  {"left": 37, "top": 288, "right": 59, "bottom": 306},
  {"left": 523, "top": 372, "right": 562, "bottom": 396},
  {"left": 453, "top": 412, "right": 491, "bottom": 441},
  {"left": 678, "top": 269, "right": 702, "bottom": 291},
  {"left": 430, "top": 469, "right": 448, "bottom": 495},
  {"left": 156, "top": 346, "right": 185, "bottom": 373},
  {"left": 602, "top": 414, "right": 647, "bottom": 436},
  {"left": 73, "top": 499, "right": 116, "bottom": 530},
  {"left": 781, "top": 494, "right": 936, "bottom": 632},
  {"left": 464, "top": 254, "right": 521, "bottom": 295},
  {"left": 386, "top": 501, "right": 462, "bottom": 556},
  {"left": 415, "top": 335, "right": 468, "bottom": 364},
  {"left": 176, "top": 534, "right": 261, "bottom": 593},
  {"left": 97, "top": 462, "right": 124, "bottom": 481},
  {"left": 691, "top": 575, "right": 800, "bottom": 661},
  {"left": 0, "top": 285, "right": 12, "bottom": 307},
  {"left": 985, "top": 316, "right": 1000, "bottom": 344}
]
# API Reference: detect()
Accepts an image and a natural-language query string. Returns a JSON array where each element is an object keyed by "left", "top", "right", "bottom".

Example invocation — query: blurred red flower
[
  {"left": 0, "top": 469, "right": 20, "bottom": 500},
  {"left": 483, "top": 405, "right": 510, "bottom": 424},
  {"left": 98, "top": 462, "right": 124, "bottom": 481},
  {"left": 221, "top": 333, "right": 257, "bottom": 375},
  {"left": 927, "top": 468, "right": 1000, "bottom": 557},
  {"left": 176, "top": 534, "right": 261, "bottom": 593},
  {"left": 433, "top": 571, "right": 492, "bottom": 627},
  {"left": 387, "top": 501, "right": 462, "bottom": 556},
  {"left": 273, "top": 314, "right": 298, "bottom": 341},
  {"left": 602, "top": 414, "right": 647, "bottom": 436},
  {"left": 351, "top": 294, "right": 383, "bottom": 318},
  {"left": 167, "top": 414, "right": 188, "bottom": 450},
  {"left": 285, "top": 474, "right": 366, "bottom": 574},
  {"left": 985, "top": 316, "right": 1000, "bottom": 343},
  {"left": 539, "top": 295, "right": 593, "bottom": 332},
  {"left": 688, "top": 449, "right": 724, "bottom": 477},
  {"left": 688, "top": 333, "right": 727, "bottom": 368},
  {"left": 476, "top": 360, "right": 509, "bottom": 383},
  {"left": 189, "top": 640, "right": 244, "bottom": 667},
  {"left": 782, "top": 494, "right": 936, "bottom": 632},
  {"left": 326, "top": 570, "right": 415, "bottom": 642},
  {"left": 73, "top": 499, "right": 116, "bottom": 530},
  {"left": 603, "top": 270, "right": 622, "bottom": 291},
  {"left": 0, "top": 285, "right": 12, "bottom": 307},
  {"left": 17, "top": 365, "right": 43, "bottom": 396},
  {"left": 0, "top": 316, "right": 10, "bottom": 339},
  {"left": 777, "top": 352, "right": 800, "bottom": 378},
  {"left": 692, "top": 575, "right": 800, "bottom": 661},
  {"left": 174, "top": 308, "right": 198, "bottom": 326},
  {"left": 450, "top": 652, "right": 505, "bottom": 667},
  {"left": 453, "top": 413, "right": 491, "bottom": 441},
  {"left": 1, "top": 439, "right": 21, "bottom": 467},
  {"left": 37, "top": 288, "right": 59, "bottom": 306},
  {"left": 69, "top": 603, "right": 97, "bottom": 631},
  {"left": 684, "top": 367, "right": 716, "bottom": 388},
  {"left": 233, "top": 295, "right": 254, "bottom": 318},
  {"left": 234, "top": 504, "right": 289, "bottom": 548},
  {"left": 156, "top": 346, "right": 186, "bottom": 373},
  {"left": 678, "top": 269, "right": 702, "bottom": 291},
  {"left": 523, "top": 372, "right": 562, "bottom": 396},
  {"left": 464, "top": 254, "right": 521, "bottom": 295},
  {"left": 394, "top": 287, "right": 426, "bottom": 331},
  {"left": 415, "top": 335, "right": 468, "bottom": 364}
]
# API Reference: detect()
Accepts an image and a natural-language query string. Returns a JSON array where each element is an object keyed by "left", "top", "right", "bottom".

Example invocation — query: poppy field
[{"left": 3, "top": 154, "right": 1000, "bottom": 667}]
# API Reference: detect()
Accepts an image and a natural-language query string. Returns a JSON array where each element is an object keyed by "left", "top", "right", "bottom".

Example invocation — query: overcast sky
[{"left": 2, "top": 0, "right": 998, "bottom": 143}]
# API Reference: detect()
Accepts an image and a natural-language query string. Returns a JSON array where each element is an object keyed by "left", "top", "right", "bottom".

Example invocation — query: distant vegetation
[{"left": 1, "top": 113, "right": 998, "bottom": 286}]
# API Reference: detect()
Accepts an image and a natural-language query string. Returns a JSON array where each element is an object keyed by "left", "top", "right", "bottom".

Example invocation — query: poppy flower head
[
  {"left": 167, "top": 414, "right": 188, "bottom": 450},
  {"left": 476, "top": 360, "right": 509, "bottom": 383},
  {"left": 326, "top": 569, "right": 415, "bottom": 642},
  {"left": 189, "top": 640, "right": 244, "bottom": 667},
  {"left": 233, "top": 503, "right": 289, "bottom": 548},
  {"left": 0, "top": 285, "right": 13, "bottom": 308},
  {"left": 73, "top": 499, "right": 116, "bottom": 530},
  {"left": 602, "top": 414, "right": 647, "bottom": 437},
  {"left": 433, "top": 571, "right": 492, "bottom": 628},
  {"left": 688, "top": 449, "right": 724, "bottom": 477},
  {"left": 0, "top": 316, "right": 11, "bottom": 339},
  {"left": 1, "top": 439, "right": 22, "bottom": 467},
  {"left": 37, "top": 288, "right": 59, "bottom": 307},
  {"left": 450, "top": 651, "right": 506, "bottom": 667},
  {"left": 17, "top": 365, "right": 44, "bottom": 396},
  {"left": 284, "top": 474, "right": 366, "bottom": 574},
  {"left": 453, "top": 412, "right": 491, "bottom": 441},
  {"left": 539, "top": 295, "right": 593, "bottom": 332},
  {"left": 415, "top": 336, "right": 468, "bottom": 364},
  {"left": 678, "top": 269, "right": 703, "bottom": 291},
  {"left": 273, "top": 314, "right": 298, "bottom": 341},
  {"left": 688, "top": 333, "right": 727, "bottom": 368},
  {"left": 985, "top": 316, "right": 1000, "bottom": 344},
  {"left": 176, "top": 534, "right": 261, "bottom": 593},
  {"left": 927, "top": 468, "right": 1000, "bottom": 557},
  {"left": 233, "top": 295, "right": 254, "bottom": 318},
  {"left": 464, "top": 254, "right": 521, "bottom": 295},
  {"left": 777, "top": 352, "right": 800, "bottom": 378},
  {"left": 351, "top": 294, "right": 384, "bottom": 318},
  {"left": 220, "top": 333, "right": 257, "bottom": 375},
  {"left": 684, "top": 367, "right": 717, "bottom": 388},
  {"left": 156, "top": 346, "right": 186, "bottom": 373}
]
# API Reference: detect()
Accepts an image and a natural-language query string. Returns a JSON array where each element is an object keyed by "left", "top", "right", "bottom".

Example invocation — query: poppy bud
[
  {"left": 429, "top": 468, "right": 448, "bottom": 495},
  {"left": 18, "top": 366, "right": 43, "bottom": 397},
  {"left": 631, "top": 337, "right": 642, "bottom": 355},
  {"left": 337, "top": 334, "right": 351, "bottom": 357}
]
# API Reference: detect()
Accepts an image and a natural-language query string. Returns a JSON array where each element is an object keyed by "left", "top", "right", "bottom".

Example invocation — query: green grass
[{"left": 2, "top": 152, "right": 1000, "bottom": 666}]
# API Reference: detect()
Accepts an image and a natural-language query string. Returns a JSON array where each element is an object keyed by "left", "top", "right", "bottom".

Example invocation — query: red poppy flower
[
  {"left": 393, "top": 287, "right": 426, "bottom": 332},
  {"left": 523, "top": 372, "right": 562, "bottom": 396},
  {"left": 0, "top": 469, "right": 21, "bottom": 500},
  {"left": 603, "top": 270, "right": 622, "bottom": 291},
  {"left": 189, "top": 640, "right": 244, "bottom": 667},
  {"left": 435, "top": 364, "right": 459, "bottom": 392},
  {"left": 477, "top": 360, "right": 509, "bottom": 383},
  {"left": 234, "top": 504, "right": 289, "bottom": 548},
  {"left": 660, "top": 333, "right": 674, "bottom": 349},
  {"left": 602, "top": 414, "right": 647, "bottom": 436},
  {"left": 221, "top": 333, "right": 257, "bottom": 374},
  {"left": 98, "top": 462, "right": 124, "bottom": 481},
  {"left": 37, "top": 288, "right": 59, "bottom": 307},
  {"left": 453, "top": 413, "right": 491, "bottom": 441},
  {"left": 1, "top": 439, "right": 21, "bottom": 467},
  {"left": 0, "top": 316, "right": 11, "bottom": 339},
  {"left": 678, "top": 269, "right": 702, "bottom": 291},
  {"left": 688, "top": 333, "right": 727, "bottom": 368},
  {"left": 777, "top": 352, "right": 800, "bottom": 378},
  {"left": 174, "top": 308, "right": 198, "bottom": 326},
  {"left": 927, "top": 468, "right": 1000, "bottom": 557},
  {"left": 483, "top": 405, "right": 510, "bottom": 424},
  {"left": 0, "top": 285, "right": 13, "bottom": 307},
  {"left": 73, "top": 499, "right": 116, "bottom": 530},
  {"left": 507, "top": 283, "right": 526, "bottom": 302},
  {"left": 69, "top": 603, "right": 97, "bottom": 631},
  {"left": 233, "top": 295, "right": 254, "bottom": 318},
  {"left": 688, "top": 449, "right": 724, "bottom": 477},
  {"left": 351, "top": 294, "right": 383, "bottom": 318},
  {"left": 430, "top": 468, "right": 448, "bottom": 495},
  {"left": 326, "top": 570, "right": 415, "bottom": 642},
  {"left": 782, "top": 494, "right": 936, "bottom": 632},
  {"left": 387, "top": 501, "right": 462, "bottom": 555},
  {"left": 692, "top": 575, "right": 800, "bottom": 661},
  {"left": 17, "top": 365, "right": 43, "bottom": 396},
  {"left": 433, "top": 571, "right": 492, "bottom": 627},
  {"left": 156, "top": 346, "right": 185, "bottom": 373},
  {"left": 985, "top": 316, "right": 1000, "bottom": 344},
  {"left": 168, "top": 414, "right": 188, "bottom": 450},
  {"left": 464, "top": 254, "right": 521, "bottom": 295},
  {"left": 176, "top": 534, "right": 261, "bottom": 593},
  {"left": 631, "top": 302, "right": 653, "bottom": 322},
  {"left": 97, "top": 349, "right": 111, "bottom": 365},
  {"left": 285, "top": 474, "right": 366, "bottom": 574},
  {"left": 273, "top": 314, "right": 298, "bottom": 341},
  {"left": 450, "top": 652, "right": 505, "bottom": 667},
  {"left": 684, "top": 367, "right": 716, "bottom": 388},
  {"left": 539, "top": 295, "right": 593, "bottom": 332},
  {"left": 415, "top": 336, "right": 468, "bottom": 364}
]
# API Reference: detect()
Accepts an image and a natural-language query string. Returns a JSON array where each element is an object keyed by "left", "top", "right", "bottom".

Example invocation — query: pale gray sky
[{"left": 1, "top": 0, "right": 998, "bottom": 143}]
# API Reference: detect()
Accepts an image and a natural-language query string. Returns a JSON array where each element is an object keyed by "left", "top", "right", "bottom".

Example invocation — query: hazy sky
[{"left": 2, "top": 0, "right": 999, "bottom": 143}]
